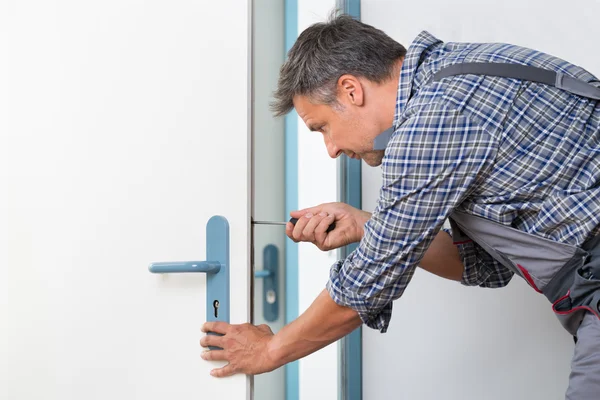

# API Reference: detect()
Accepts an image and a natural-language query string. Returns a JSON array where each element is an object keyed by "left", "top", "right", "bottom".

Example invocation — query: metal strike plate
[{"left": 254, "top": 244, "right": 278, "bottom": 322}]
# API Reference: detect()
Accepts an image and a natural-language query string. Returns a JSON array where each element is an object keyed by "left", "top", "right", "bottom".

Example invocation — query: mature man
[{"left": 200, "top": 14, "right": 600, "bottom": 398}]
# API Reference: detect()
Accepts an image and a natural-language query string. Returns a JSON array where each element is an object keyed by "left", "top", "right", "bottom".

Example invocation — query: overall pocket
[{"left": 552, "top": 265, "right": 600, "bottom": 336}]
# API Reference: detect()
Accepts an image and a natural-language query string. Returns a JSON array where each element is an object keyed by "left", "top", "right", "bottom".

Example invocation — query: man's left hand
[{"left": 200, "top": 321, "right": 278, "bottom": 377}]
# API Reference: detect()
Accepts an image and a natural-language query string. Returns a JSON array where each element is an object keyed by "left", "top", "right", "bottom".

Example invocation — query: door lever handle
[
  {"left": 149, "top": 261, "right": 221, "bottom": 274},
  {"left": 148, "top": 215, "right": 230, "bottom": 350},
  {"left": 254, "top": 270, "right": 272, "bottom": 278}
]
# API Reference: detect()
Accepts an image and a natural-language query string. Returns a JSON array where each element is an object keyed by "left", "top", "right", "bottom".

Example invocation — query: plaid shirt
[{"left": 326, "top": 31, "right": 600, "bottom": 333}]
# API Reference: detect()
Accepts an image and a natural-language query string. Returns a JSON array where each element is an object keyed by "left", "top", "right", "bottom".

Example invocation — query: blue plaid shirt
[{"left": 326, "top": 31, "right": 600, "bottom": 333}]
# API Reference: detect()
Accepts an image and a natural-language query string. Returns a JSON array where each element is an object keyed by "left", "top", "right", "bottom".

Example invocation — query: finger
[
  {"left": 302, "top": 212, "right": 326, "bottom": 242},
  {"left": 290, "top": 205, "right": 322, "bottom": 218},
  {"left": 199, "top": 333, "right": 225, "bottom": 348},
  {"left": 211, "top": 364, "right": 238, "bottom": 378},
  {"left": 285, "top": 221, "right": 299, "bottom": 242},
  {"left": 291, "top": 212, "right": 312, "bottom": 241},
  {"left": 314, "top": 213, "right": 336, "bottom": 247},
  {"left": 201, "top": 321, "right": 231, "bottom": 334},
  {"left": 201, "top": 349, "right": 228, "bottom": 361}
]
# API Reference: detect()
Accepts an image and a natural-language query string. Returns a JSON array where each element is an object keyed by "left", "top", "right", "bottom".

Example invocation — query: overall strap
[
  {"left": 432, "top": 62, "right": 600, "bottom": 101},
  {"left": 374, "top": 61, "right": 600, "bottom": 150}
]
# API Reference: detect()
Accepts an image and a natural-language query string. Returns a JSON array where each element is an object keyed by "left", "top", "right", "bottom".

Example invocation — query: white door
[{"left": 4, "top": 1, "right": 252, "bottom": 399}]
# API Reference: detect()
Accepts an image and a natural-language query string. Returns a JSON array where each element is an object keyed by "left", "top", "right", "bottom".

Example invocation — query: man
[{"left": 200, "top": 14, "right": 600, "bottom": 398}]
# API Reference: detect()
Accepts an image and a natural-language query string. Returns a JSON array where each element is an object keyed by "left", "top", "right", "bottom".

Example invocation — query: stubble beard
[{"left": 359, "top": 150, "right": 385, "bottom": 167}]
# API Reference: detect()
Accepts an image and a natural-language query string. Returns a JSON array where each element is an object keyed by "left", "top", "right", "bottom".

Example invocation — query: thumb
[{"left": 323, "top": 229, "right": 352, "bottom": 250}]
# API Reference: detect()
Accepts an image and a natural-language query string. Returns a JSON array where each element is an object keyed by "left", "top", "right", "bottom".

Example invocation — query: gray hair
[{"left": 270, "top": 13, "right": 407, "bottom": 117}]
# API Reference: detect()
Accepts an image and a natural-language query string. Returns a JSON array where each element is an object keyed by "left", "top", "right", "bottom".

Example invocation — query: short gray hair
[{"left": 270, "top": 13, "right": 407, "bottom": 117}]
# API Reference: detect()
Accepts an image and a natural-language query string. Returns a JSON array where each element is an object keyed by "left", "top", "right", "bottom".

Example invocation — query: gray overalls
[
  {"left": 376, "top": 63, "right": 600, "bottom": 399},
  {"left": 449, "top": 210, "right": 600, "bottom": 399}
]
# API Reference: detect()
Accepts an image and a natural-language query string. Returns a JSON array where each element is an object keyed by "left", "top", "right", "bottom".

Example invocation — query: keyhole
[{"left": 213, "top": 300, "right": 219, "bottom": 318}]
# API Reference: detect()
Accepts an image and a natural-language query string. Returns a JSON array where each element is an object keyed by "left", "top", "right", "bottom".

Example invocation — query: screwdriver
[{"left": 252, "top": 217, "right": 336, "bottom": 233}]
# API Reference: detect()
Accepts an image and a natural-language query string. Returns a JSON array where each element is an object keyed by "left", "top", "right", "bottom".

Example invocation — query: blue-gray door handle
[
  {"left": 254, "top": 244, "right": 278, "bottom": 322},
  {"left": 254, "top": 270, "right": 272, "bottom": 278},
  {"left": 148, "top": 215, "right": 229, "bottom": 350},
  {"left": 149, "top": 261, "right": 221, "bottom": 273}
]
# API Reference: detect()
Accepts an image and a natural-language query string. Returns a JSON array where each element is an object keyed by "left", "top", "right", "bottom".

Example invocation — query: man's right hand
[{"left": 286, "top": 202, "right": 371, "bottom": 251}]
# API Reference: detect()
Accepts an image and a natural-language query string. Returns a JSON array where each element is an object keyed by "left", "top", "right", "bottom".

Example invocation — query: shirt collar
[{"left": 393, "top": 30, "right": 444, "bottom": 128}]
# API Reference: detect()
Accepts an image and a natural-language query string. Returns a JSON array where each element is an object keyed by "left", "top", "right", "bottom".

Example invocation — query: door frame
[
  {"left": 283, "top": 1, "right": 363, "bottom": 399},
  {"left": 283, "top": 2, "right": 300, "bottom": 400},
  {"left": 335, "top": 3, "right": 363, "bottom": 400}
]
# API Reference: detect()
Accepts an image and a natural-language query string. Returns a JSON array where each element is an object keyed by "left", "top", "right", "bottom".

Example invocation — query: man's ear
[{"left": 337, "top": 74, "right": 364, "bottom": 106}]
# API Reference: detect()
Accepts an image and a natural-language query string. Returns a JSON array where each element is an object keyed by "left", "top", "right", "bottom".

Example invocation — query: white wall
[
  {"left": 0, "top": 2, "right": 8, "bottom": 393},
  {"left": 296, "top": 3, "right": 340, "bottom": 400},
  {"left": 360, "top": 1, "right": 600, "bottom": 399}
]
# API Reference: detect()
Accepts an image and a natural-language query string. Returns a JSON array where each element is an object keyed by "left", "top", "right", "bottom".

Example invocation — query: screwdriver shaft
[
  {"left": 252, "top": 218, "right": 335, "bottom": 233},
  {"left": 252, "top": 220, "right": 288, "bottom": 226}
]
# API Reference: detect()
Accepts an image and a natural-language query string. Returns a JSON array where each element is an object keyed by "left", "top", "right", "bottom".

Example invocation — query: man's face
[{"left": 293, "top": 95, "right": 385, "bottom": 167}]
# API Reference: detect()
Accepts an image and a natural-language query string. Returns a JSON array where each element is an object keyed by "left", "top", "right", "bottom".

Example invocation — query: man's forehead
[
  {"left": 293, "top": 95, "right": 317, "bottom": 119},
  {"left": 292, "top": 95, "right": 310, "bottom": 112},
  {"left": 295, "top": 95, "right": 330, "bottom": 113}
]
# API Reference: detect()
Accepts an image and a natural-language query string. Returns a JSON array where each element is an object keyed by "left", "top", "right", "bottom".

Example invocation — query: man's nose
[{"left": 324, "top": 136, "right": 342, "bottom": 158}]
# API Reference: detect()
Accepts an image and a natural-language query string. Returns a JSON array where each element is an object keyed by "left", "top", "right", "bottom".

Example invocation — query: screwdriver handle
[{"left": 288, "top": 217, "right": 336, "bottom": 233}]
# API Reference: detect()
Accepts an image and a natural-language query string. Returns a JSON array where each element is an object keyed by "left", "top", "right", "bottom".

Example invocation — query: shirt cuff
[
  {"left": 455, "top": 239, "right": 514, "bottom": 288},
  {"left": 326, "top": 259, "right": 393, "bottom": 333}
]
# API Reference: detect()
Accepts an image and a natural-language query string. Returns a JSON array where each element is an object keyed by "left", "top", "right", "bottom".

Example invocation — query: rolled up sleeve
[
  {"left": 326, "top": 257, "right": 395, "bottom": 330},
  {"left": 326, "top": 103, "right": 497, "bottom": 333},
  {"left": 457, "top": 239, "right": 514, "bottom": 288}
]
